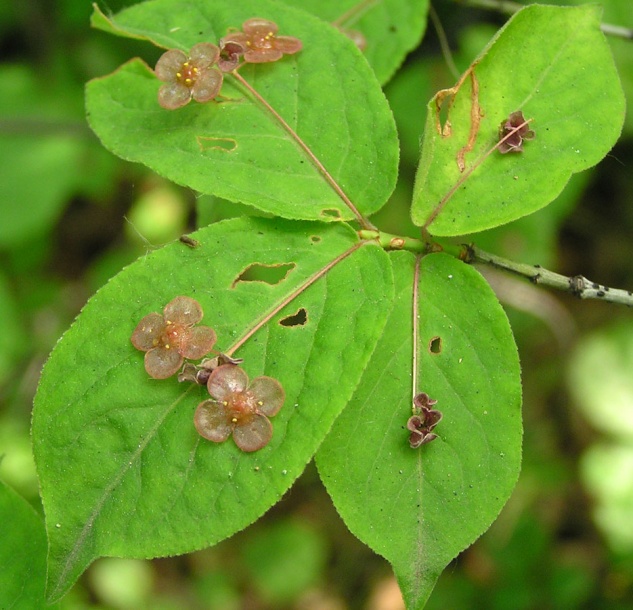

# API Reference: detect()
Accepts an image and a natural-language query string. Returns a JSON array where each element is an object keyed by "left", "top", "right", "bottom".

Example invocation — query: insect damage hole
[
  {"left": 429, "top": 336, "right": 442, "bottom": 354},
  {"left": 196, "top": 136, "right": 238, "bottom": 153},
  {"left": 232, "top": 262, "right": 296, "bottom": 288},
  {"left": 279, "top": 308, "right": 308, "bottom": 327},
  {"left": 320, "top": 208, "right": 342, "bottom": 220}
]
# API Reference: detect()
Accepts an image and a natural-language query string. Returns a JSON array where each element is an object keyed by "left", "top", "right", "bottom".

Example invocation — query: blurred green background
[{"left": 1, "top": 1, "right": 633, "bottom": 608}]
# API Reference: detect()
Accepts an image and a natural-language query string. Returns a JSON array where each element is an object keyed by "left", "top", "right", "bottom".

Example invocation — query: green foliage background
[{"left": 2, "top": 1, "right": 633, "bottom": 608}]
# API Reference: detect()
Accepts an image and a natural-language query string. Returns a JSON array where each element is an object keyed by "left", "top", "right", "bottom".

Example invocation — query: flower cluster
[
  {"left": 130, "top": 296, "right": 216, "bottom": 379},
  {"left": 154, "top": 18, "right": 302, "bottom": 110},
  {"left": 407, "top": 392, "right": 442, "bottom": 448},
  {"left": 131, "top": 296, "right": 285, "bottom": 452},
  {"left": 498, "top": 110, "right": 535, "bottom": 154},
  {"left": 221, "top": 18, "right": 302, "bottom": 64},
  {"left": 194, "top": 364, "right": 285, "bottom": 452}
]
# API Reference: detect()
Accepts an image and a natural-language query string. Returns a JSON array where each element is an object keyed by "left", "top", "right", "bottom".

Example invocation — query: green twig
[
  {"left": 456, "top": 0, "right": 633, "bottom": 40},
  {"left": 358, "top": 230, "right": 633, "bottom": 306},
  {"left": 463, "top": 245, "right": 633, "bottom": 307}
]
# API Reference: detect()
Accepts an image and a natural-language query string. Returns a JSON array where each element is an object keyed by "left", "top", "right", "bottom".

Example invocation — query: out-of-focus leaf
[
  {"left": 278, "top": 0, "right": 429, "bottom": 85},
  {"left": 0, "top": 480, "right": 58, "bottom": 610}
]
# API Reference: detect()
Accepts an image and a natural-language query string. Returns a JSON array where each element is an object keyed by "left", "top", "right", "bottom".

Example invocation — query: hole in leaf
[
  {"left": 279, "top": 308, "right": 308, "bottom": 327},
  {"left": 429, "top": 336, "right": 442, "bottom": 354},
  {"left": 197, "top": 136, "right": 238, "bottom": 153},
  {"left": 232, "top": 262, "right": 295, "bottom": 288},
  {"left": 320, "top": 208, "right": 341, "bottom": 220}
]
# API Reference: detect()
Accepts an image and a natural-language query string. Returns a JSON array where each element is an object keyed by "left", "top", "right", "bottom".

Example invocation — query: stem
[
  {"left": 226, "top": 241, "right": 366, "bottom": 357},
  {"left": 464, "top": 245, "right": 633, "bottom": 307},
  {"left": 332, "top": 0, "right": 379, "bottom": 27},
  {"left": 429, "top": 3, "right": 460, "bottom": 80},
  {"left": 358, "top": 229, "right": 430, "bottom": 253},
  {"left": 230, "top": 71, "right": 374, "bottom": 230},
  {"left": 358, "top": 229, "right": 633, "bottom": 307},
  {"left": 411, "top": 254, "right": 423, "bottom": 410},
  {"left": 456, "top": 0, "right": 633, "bottom": 40}
]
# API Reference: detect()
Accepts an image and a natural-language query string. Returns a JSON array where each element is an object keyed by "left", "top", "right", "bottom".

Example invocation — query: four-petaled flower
[
  {"left": 131, "top": 296, "right": 216, "bottom": 379},
  {"left": 194, "top": 364, "right": 285, "bottom": 452},
  {"left": 155, "top": 43, "right": 224, "bottom": 110},
  {"left": 221, "top": 18, "right": 302, "bottom": 64},
  {"left": 218, "top": 40, "right": 245, "bottom": 72},
  {"left": 498, "top": 110, "right": 535, "bottom": 154},
  {"left": 407, "top": 392, "right": 442, "bottom": 448}
]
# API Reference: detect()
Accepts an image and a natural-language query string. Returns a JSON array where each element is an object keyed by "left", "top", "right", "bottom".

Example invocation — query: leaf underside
[
  {"left": 32, "top": 217, "right": 393, "bottom": 601},
  {"left": 317, "top": 251, "right": 522, "bottom": 609}
]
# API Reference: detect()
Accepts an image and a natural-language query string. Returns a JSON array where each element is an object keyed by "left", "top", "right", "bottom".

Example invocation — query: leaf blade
[
  {"left": 317, "top": 251, "right": 522, "bottom": 608},
  {"left": 412, "top": 4, "right": 625, "bottom": 235},
  {"left": 32, "top": 217, "right": 394, "bottom": 601},
  {"left": 86, "top": 0, "right": 399, "bottom": 222}
]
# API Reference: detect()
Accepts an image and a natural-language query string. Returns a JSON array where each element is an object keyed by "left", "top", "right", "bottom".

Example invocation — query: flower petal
[
  {"left": 155, "top": 49, "right": 187, "bottom": 81},
  {"left": 158, "top": 82, "right": 191, "bottom": 110},
  {"left": 163, "top": 296, "right": 203, "bottom": 326},
  {"left": 249, "top": 376, "right": 285, "bottom": 416},
  {"left": 425, "top": 408, "right": 443, "bottom": 429},
  {"left": 189, "top": 42, "right": 220, "bottom": 68},
  {"left": 243, "top": 49, "right": 283, "bottom": 63},
  {"left": 194, "top": 400, "right": 233, "bottom": 442},
  {"left": 144, "top": 346, "right": 183, "bottom": 379},
  {"left": 131, "top": 312, "right": 165, "bottom": 351},
  {"left": 274, "top": 36, "right": 302, "bottom": 55},
  {"left": 180, "top": 325, "right": 217, "bottom": 359},
  {"left": 207, "top": 364, "right": 249, "bottom": 400},
  {"left": 242, "top": 18, "right": 279, "bottom": 36},
  {"left": 233, "top": 414, "right": 273, "bottom": 452},
  {"left": 192, "top": 69, "right": 223, "bottom": 103}
]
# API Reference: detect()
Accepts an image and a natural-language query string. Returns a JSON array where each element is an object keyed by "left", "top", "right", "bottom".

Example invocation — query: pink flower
[
  {"left": 498, "top": 110, "right": 535, "bottom": 153},
  {"left": 194, "top": 364, "right": 285, "bottom": 452},
  {"left": 155, "top": 43, "right": 223, "bottom": 110},
  {"left": 131, "top": 296, "right": 216, "bottom": 379},
  {"left": 407, "top": 392, "right": 442, "bottom": 448},
  {"left": 221, "top": 18, "right": 302, "bottom": 64}
]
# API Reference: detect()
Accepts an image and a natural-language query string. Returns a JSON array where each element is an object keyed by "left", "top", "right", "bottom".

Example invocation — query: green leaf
[
  {"left": 0, "top": 480, "right": 58, "bottom": 610},
  {"left": 0, "top": 64, "right": 85, "bottom": 247},
  {"left": 277, "top": 0, "right": 429, "bottom": 85},
  {"left": 32, "top": 217, "right": 393, "bottom": 602},
  {"left": 316, "top": 251, "right": 522, "bottom": 609},
  {"left": 412, "top": 4, "right": 625, "bottom": 236},
  {"left": 87, "top": 0, "right": 399, "bottom": 223}
]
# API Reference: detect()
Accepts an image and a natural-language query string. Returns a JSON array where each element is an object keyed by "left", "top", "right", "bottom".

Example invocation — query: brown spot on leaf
[
  {"left": 456, "top": 71, "right": 482, "bottom": 172},
  {"left": 197, "top": 136, "right": 238, "bottom": 153},
  {"left": 433, "top": 62, "right": 480, "bottom": 138}
]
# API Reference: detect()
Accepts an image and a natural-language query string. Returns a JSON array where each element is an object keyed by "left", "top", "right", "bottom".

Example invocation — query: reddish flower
[
  {"left": 155, "top": 42, "right": 223, "bottom": 110},
  {"left": 194, "top": 364, "right": 285, "bottom": 452},
  {"left": 407, "top": 392, "right": 442, "bottom": 448},
  {"left": 131, "top": 296, "right": 216, "bottom": 379},
  {"left": 221, "top": 18, "right": 302, "bottom": 64},
  {"left": 218, "top": 40, "right": 245, "bottom": 72},
  {"left": 498, "top": 110, "right": 535, "bottom": 153}
]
